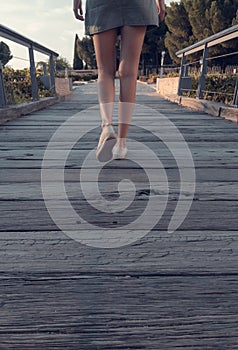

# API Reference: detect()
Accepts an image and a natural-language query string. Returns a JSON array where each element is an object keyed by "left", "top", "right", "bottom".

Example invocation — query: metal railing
[
  {"left": 176, "top": 24, "right": 238, "bottom": 107},
  {"left": 0, "top": 24, "right": 59, "bottom": 108}
]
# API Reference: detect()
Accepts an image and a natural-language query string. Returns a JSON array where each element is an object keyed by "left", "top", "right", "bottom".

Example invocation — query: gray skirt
[{"left": 85, "top": 0, "right": 159, "bottom": 35}]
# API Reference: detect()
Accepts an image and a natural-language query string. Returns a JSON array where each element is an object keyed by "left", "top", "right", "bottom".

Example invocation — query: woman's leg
[
  {"left": 93, "top": 29, "right": 118, "bottom": 126},
  {"left": 117, "top": 26, "right": 146, "bottom": 146},
  {"left": 92, "top": 29, "right": 118, "bottom": 162}
]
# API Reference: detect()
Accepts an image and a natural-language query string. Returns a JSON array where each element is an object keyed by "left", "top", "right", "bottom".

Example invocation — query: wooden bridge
[{"left": 0, "top": 81, "right": 238, "bottom": 348}]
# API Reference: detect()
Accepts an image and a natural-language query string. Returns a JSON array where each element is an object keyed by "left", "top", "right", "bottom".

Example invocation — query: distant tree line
[
  {"left": 165, "top": 0, "right": 238, "bottom": 64},
  {"left": 73, "top": 33, "right": 96, "bottom": 69},
  {"left": 73, "top": 0, "right": 238, "bottom": 70},
  {"left": 73, "top": 23, "right": 169, "bottom": 71},
  {"left": 1, "top": 0, "right": 237, "bottom": 71}
]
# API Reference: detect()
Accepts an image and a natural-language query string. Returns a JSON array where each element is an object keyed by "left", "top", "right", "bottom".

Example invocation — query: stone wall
[
  {"left": 156, "top": 77, "right": 179, "bottom": 95},
  {"left": 55, "top": 78, "right": 72, "bottom": 96},
  {"left": 156, "top": 77, "right": 192, "bottom": 96}
]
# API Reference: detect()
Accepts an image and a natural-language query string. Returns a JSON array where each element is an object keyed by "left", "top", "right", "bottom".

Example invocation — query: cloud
[
  {"left": 0, "top": 0, "right": 85, "bottom": 68},
  {"left": 1, "top": 0, "right": 172, "bottom": 68}
]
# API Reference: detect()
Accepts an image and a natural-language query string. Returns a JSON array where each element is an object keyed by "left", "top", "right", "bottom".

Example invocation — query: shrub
[
  {"left": 3, "top": 67, "right": 55, "bottom": 105},
  {"left": 138, "top": 75, "right": 148, "bottom": 82},
  {"left": 72, "top": 73, "right": 98, "bottom": 82},
  {"left": 182, "top": 73, "right": 236, "bottom": 104}
]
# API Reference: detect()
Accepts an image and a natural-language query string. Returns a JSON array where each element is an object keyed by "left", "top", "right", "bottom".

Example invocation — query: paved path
[{"left": 0, "top": 82, "right": 238, "bottom": 349}]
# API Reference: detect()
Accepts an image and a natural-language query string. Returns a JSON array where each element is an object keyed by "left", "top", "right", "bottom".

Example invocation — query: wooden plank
[
  {"left": 1, "top": 131, "right": 238, "bottom": 143},
  {"left": 0, "top": 81, "right": 238, "bottom": 348},
  {"left": 0, "top": 229, "right": 238, "bottom": 273},
  {"left": 0, "top": 167, "right": 237, "bottom": 183},
  {"left": 1, "top": 118, "right": 235, "bottom": 127},
  {"left": 1, "top": 140, "right": 238, "bottom": 150},
  {"left": 1, "top": 148, "right": 238, "bottom": 162},
  {"left": 0, "top": 159, "right": 237, "bottom": 168},
  {"left": 0, "top": 199, "right": 237, "bottom": 232},
  {"left": 0, "top": 274, "right": 238, "bottom": 348},
  {"left": 0, "top": 181, "right": 238, "bottom": 200}
]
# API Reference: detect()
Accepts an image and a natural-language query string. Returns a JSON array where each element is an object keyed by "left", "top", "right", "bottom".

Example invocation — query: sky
[{"left": 0, "top": 0, "right": 171, "bottom": 69}]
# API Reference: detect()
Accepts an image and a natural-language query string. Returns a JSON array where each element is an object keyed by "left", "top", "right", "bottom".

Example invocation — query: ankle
[
  {"left": 101, "top": 122, "right": 113, "bottom": 129},
  {"left": 117, "top": 138, "right": 126, "bottom": 147}
]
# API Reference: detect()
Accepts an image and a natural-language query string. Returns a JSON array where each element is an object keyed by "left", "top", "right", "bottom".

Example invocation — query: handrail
[
  {"left": 176, "top": 24, "right": 238, "bottom": 57},
  {"left": 176, "top": 24, "right": 238, "bottom": 106},
  {"left": 0, "top": 24, "right": 58, "bottom": 57},
  {"left": 0, "top": 24, "right": 59, "bottom": 108}
]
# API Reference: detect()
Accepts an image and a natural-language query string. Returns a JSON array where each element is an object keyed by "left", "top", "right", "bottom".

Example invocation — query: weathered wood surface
[{"left": 0, "top": 82, "right": 238, "bottom": 349}]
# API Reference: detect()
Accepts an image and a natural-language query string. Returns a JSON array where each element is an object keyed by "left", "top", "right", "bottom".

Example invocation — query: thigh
[
  {"left": 93, "top": 29, "right": 118, "bottom": 73},
  {"left": 120, "top": 26, "right": 146, "bottom": 73}
]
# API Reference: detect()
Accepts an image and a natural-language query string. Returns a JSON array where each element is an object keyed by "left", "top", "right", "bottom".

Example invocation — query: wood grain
[{"left": 0, "top": 82, "right": 238, "bottom": 349}]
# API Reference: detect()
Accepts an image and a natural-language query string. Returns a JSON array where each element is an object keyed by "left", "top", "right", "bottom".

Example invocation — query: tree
[
  {"left": 232, "top": 9, "right": 238, "bottom": 25},
  {"left": 37, "top": 57, "right": 71, "bottom": 74},
  {"left": 55, "top": 57, "right": 71, "bottom": 71},
  {"left": 165, "top": 1, "right": 195, "bottom": 63},
  {"left": 184, "top": 0, "right": 238, "bottom": 41},
  {"left": 73, "top": 34, "right": 83, "bottom": 70},
  {"left": 165, "top": 0, "right": 238, "bottom": 64},
  {"left": 76, "top": 36, "right": 96, "bottom": 69},
  {"left": 183, "top": 0, "right": 213, "bottom": 41},
  {"left": 36, "top": 61, "right": 48, "bottom": 71},
  {"left": 141, "top": 22, "right": 171, "bottom": 73},
  {"left": 0, "top": 41, "right": 13, "bottom": 67},
  {"left": 207, "top": 0, "right": 238, "bottom": 50},
  {"left": 184, "top": 0, "right": 238, "bottom": 63}
]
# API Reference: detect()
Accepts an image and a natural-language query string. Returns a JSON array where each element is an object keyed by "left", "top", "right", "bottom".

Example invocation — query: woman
[{"left": 73, "top": 0, "right": 165, "bottom": 161}]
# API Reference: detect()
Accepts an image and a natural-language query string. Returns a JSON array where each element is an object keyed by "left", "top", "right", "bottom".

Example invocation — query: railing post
[
  {"left": 184, "top": 64, "right": 189, "bottom": 77},
  {"left": 0, "top": 61, "right": 7, "bottom": 108},
  {"left": 42, "top": 63, "right": 47, "bottom": 76},
  {"left": 197, "top": 44, "right": 208, "bottom": 99},
  {"left": 160, "top": 51, "right": 165, "bottom": 79},
  {"left": 29, "top": 44, "right": 39, "bottom": 100},
  {"left": 177, "top": 53, "right": 186, "bottom": 96},
  {"left": 49, "top": 54, "right": 56, "bottom": 93},
  {"left": 232, "top": 74, "right": 238, "bottom": 107}
]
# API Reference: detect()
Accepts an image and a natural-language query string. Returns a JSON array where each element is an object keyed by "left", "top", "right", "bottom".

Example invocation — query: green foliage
[
  {"left": 81, "top": 74, "right": 98, "bottom": 81},
  {"left": 142, "top": 22, "right": 171, "bottom": 72},
  {"left": 165, "top": 0, "right": 238, "bottom": 64},
  {"left": 184, "top": 0, "right": 238, "bottom": 53},
  {"left": 72, "top": 1, "right": 237, "bottom": 70},
  {"left": 232, "top": 9, "right": 238, "bottom": 25},
  {"left": 204, "top": 73, "right": 236, "bottom": 103},
  {"left": 72, "top": 73, "right": 98, "bottom": 82},
  {"left": 3, "top": 67, "right": 54, "bottom": 105},
  {"left": 75, "top": 36, "right": 96, "bottom": 69},
  {"left": 73, "top": 34, "right": 83, "bottom": 69},
  {"left": 36, "top": 56, "right": 71, "bottom": 73},
  {"left": 36, "top": 61, "right": 48, "bottom": 71},
  {"left": 183, "top": 73, "right": 236, "bottom": 104},
  {"left": 165, "top": 1, "right": 195, "bottom": 63},
  {"left": 183, "top": 0, "right": 213, "bottom": 40},
  {"left": 0, "top": 41, "right": 13, "bottom": 67},
  {"left": 55, "top": 56, "right": 71, "bottom": 71}
]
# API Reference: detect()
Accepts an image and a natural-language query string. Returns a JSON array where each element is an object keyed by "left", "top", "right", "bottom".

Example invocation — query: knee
[
  {"left": 98, "top": 66, "right": 115, "bottom": 80},
  {"left": 118, "top": 65, "right": 136, "bottom": 79}
]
